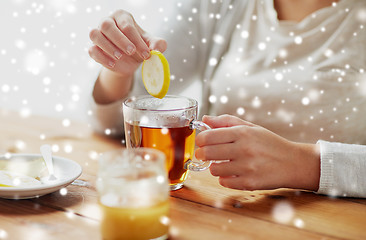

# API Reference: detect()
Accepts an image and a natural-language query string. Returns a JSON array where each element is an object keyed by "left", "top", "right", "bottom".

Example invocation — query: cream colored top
[{"left": 89, "top": 0, "right": 366, "bottom": 197}]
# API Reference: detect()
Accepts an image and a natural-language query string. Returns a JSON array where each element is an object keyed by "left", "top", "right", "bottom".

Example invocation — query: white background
[{"left": 0, "top": 0, "right": 170, "bottom": 123}]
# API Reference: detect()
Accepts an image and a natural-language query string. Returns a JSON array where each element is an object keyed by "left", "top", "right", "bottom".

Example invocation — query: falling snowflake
[
  {"left": 161, "top": 128, "right": 169, "bottom": 135},
  {"left": 20, "top": 107, "right": 31, "bottom": 118},
  {"left": 66, "top": 210, "right": 75, "bottom": 219},
  {"left": 278, "top": 49, "right": 288, "bottom": 58},
  {"left": 62, "top": 118, "right": 71, "bottom": 127},
  {"left": 294, "top": 218, "right": 305, "bottom": 228},
  {"left": 272, "top": 201, "right": 294, "bottom": 224},
  {"left": 24, "top": 49, "right": 47, "bottom": 75},
  {"left": 209, "top": 57, "right": 218, "bottom": 66},
  {"left": 15, "top": 39, "right": 26, "bottom": 49},
  {"left": 251, "top": 97, "right": 262, "bottom": 108},
  {"left": 275, "top": 73, "right": 284, "bottom": 81},
  {"left": 301, "top": 97, "right": 310, "bottom": 105},
  {"left": 357, "top": 8, "right": 366, "bottom": 22},
  {"left": 104, "top": 128, "right": 112, "bottom": 135},
  {"left": 236, "top": 107, "right": 245, "bottom": 115},
  {"left": 209, "top": 95, "right": 217, "bottom": 103},
  {"left": 0, "top": 229, "right": 8, "bottom": 239},
  {"left": 59, "top": 188, "right": 68, "bottom": 196},
  {"left": 324, "top": 49, "right": 334, "bottom": 58},
  {"left": 64, "top": 144, "right": 73, "bottom": 153},
  {"left": 294, "top": 36, "right": 303, "bottom": 45},
  {"left": 1, "top": 84, "right": 10, "bottom": 93},
  {"left": 258, "top": 42, "right": 266, "bottom": 50},
  {"left": 220, "top": 95, "right": 228, "bottom": 104},
  {"left": 213, "top": 34, "right": 225, "bottom": 45},
  {"left": 359, "top": 75, "right": 366, "bottom": 96},
  {"left": 55, "top": 104, "right": 64, "bottom": 112},
  {"left": 276, "top": 109, "right": 294, "bottom": 123},
  {"left": 160, "top": 216, "right": 170, "bottom": 226},
  {"left": 241, "top": 30, "right": 249, "bottom": 39}
]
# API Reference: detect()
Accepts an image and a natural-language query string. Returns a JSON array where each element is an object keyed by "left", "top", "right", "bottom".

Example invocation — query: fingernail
[
  {"left": 142, "top": 51, "right": 150, "bottom": 59},
  {"left": 114, "top": 51, "right": 122, "bottom": 59},
  {"left": 203, "top": 115, "right": 213, "bottom": 119},
  {"left": 126, "top": 45, "right": 135, "bottom": 55},
  {"left": 108, "top": 61, "right": 115, "bottom": 68}
]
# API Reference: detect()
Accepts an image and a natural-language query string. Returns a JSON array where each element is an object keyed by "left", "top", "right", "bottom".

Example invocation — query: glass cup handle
[{"left": 184, "top": 120, "right": 212, "bottom": 171}]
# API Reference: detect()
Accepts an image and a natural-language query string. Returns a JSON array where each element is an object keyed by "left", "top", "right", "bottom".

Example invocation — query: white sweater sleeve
[
  {"left": 88, "top": 97, "right": 125, "bottom": 137},
  {"left": 317, "top": 140, "right": 366, "bottom": 198}
]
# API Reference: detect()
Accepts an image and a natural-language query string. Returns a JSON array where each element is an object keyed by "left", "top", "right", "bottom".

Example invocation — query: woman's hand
[
  {"left": 195, "top": 115, "right": 320, "bottom": 192},
  {"left": 88, "top": 10, "right": 167, "bottom": 104},
  {"left": 89, "top": 9, "right": 167, "bottom": 76}
]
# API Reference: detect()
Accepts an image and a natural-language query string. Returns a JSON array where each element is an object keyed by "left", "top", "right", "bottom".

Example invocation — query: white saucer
[{"left": 0, "top": 153, "right": 82, "bottom": 199}]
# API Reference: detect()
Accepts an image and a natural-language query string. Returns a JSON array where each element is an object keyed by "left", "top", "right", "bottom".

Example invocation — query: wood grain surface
[{"left": 1, "top": 109, "right": 365, "bottom": 240}]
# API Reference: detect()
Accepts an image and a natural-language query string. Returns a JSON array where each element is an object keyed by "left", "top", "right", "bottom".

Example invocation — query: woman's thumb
[
  {"left": 146, "top": 35, "right": 167, "bottom": 53},
  {"left": 202, "top": 114, "right": 255, "bottom": 128}
]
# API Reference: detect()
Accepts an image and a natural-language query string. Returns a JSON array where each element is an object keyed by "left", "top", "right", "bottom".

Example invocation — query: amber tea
[
  {"left": 123, "top": 95, "right": 212, "bottom": 190},
  {"left": 125, "top": 123, "right": 196, "bottom": 186}
]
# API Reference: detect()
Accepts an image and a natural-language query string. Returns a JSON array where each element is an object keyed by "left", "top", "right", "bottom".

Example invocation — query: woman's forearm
[{"left": 92, "top": 68, "right": 134, "bottom": 104}]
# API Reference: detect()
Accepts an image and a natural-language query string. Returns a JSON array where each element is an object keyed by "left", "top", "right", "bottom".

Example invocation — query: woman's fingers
[
  {"left": 196, "top": 128, "right": 234, "bottom": 147},
  {"left": 90, "top": 10, "right": 151, "bottom": 63},
  {"left": 98, "top": 17, "right": 136, "bottom": 57},
  {"left": 89, "top": 27, "right": 124, "bottom": 60},
  {"left": 210, "top": 161, "right": 238, "bottom": 177},
  {"left": 113, "top": 12, "right": 151, "bottom": 60},
  {"left": 218, "top": 176, "right": 255, "bottom": 191},
  {"left": 89, "top": 9, "right": 168, "bottom": 70},
  {"left": 195, "top": 143, "right": 237, "bottom": 161},
  {"left": 143, "top": 33, "right": 168, "bottom": 53},
  {"left": 203, "top": 115, "right": 255, "bottom": 128},
  {"left": 88, "top": 45, "right": 116, "bottom": 69},
  {"left": 196, "top": 125, "right": 249, "bottom": 147}
]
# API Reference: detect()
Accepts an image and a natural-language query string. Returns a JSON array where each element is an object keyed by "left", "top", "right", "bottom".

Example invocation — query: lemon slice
[
  {"left": 0, "top": 170, "right": 42, "bottom": 188},
  {"left": 142, "top": 50, "right": 170, "bottom": 99},
  {"left": 0, "top": 157, "right": 48, "bottom": 180},
  {"left": 0, "top": 183, "right": 12, "bottom": 187}
]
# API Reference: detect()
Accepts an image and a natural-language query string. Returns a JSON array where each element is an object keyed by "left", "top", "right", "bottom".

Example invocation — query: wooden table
[{"left": 1, "top": 109, "right": 366, "bottom": 240}]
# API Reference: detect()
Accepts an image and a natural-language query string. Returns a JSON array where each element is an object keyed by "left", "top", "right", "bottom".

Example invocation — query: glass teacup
[{"left": 123, "top": 95, "right": 211, "bottom": 190}]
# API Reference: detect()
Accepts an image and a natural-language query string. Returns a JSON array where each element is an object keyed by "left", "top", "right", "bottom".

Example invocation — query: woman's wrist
[
  {"left": 288, "top": 142, "right": 321, "bottom": 191},
  {"left": 93, "top": 68, "right": 134, "bottom": 104}
]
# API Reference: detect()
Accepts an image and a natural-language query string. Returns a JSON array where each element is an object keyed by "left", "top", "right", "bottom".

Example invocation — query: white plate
[{"left": 0, "top": 153, "right": 82, "bottom": 199}]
